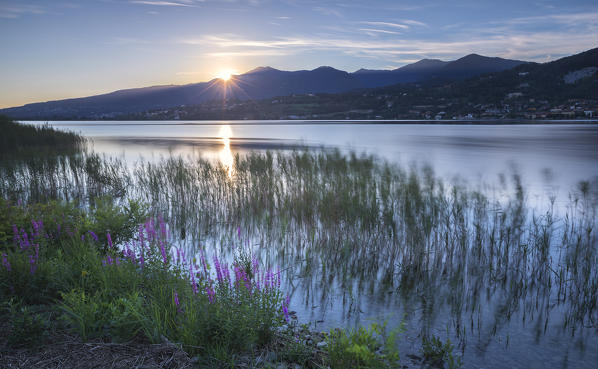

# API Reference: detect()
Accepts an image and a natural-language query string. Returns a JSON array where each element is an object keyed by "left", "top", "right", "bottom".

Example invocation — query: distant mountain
[
  {"left": 119, "top": 46, "right": 598, "bottom": 121},
  {"left": 352, "top": 54, "right": 524, "bottom": 87},
  {"left": 1, "top": 53, "right": 527, "bottom": 119}
]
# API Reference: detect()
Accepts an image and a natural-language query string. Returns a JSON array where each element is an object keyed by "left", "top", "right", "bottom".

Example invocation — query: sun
[{"left": 216, "top": 69, "right": 236, "bottom": 81}]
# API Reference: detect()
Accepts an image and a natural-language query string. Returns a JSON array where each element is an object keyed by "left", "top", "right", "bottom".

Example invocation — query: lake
[{"left": 20, "top": 120, "right": 598, "bottom": 369}]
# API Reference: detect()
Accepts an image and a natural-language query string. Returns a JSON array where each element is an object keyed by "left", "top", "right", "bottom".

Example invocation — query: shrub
[
  {"left": 422, "top": 335, "right": 463, "bottom": 369},
  {"left": 326, "top": 321, "right": 402, "bottom": 369},
  {"left": 5, "top": 299, "right": 49, "bottom": 347}
]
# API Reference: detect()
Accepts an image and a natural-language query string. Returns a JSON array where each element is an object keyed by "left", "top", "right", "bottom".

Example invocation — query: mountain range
[
  {"left": 116, "top": 46, "right": 598, "bottom": 121},
  {"left": 1, "top": 53, "right": 527, "bottom": 119}
]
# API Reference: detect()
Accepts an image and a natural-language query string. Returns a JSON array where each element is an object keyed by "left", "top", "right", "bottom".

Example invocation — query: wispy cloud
[
  {"left": 359, "top": 21, "right": 409, "bottom": 29},
  {"left": 359, "top": 28, "right": 402, "bottom": 35},
  {"left": 401, "top": 19, "right": 427, "bottom": 27},
  {"left": 502, "top": 12, "right": 598, "bottom": 27},
  {"left": 181, "top": 28, "right": 598, "bottom": 65},
  {"left": 206, "top": 50, "right": 293, "bottom": 57},
  {"left": 130, "top": 1, "right": 196, "bottom": 7},
  {"left": 0, "top": 3, "right": 45, "bottom": 18}
]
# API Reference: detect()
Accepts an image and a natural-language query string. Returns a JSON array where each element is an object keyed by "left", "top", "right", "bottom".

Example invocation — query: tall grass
[
  {"left": 0, "top": 116, "right": 84, "bottom": 159},
  {"left": 1, "top": 143, "right": 596, "bottom": 363}
]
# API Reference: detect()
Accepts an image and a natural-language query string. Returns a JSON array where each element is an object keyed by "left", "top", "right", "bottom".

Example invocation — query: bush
[
  {"left": 1, "top": 198, "right": 288, "bottom": 361},
  {"left": 326, "top": 322, "right": 402, "bottom": 369},
  {"left": 422, "top": 335, "right": 463, "bottom": 369},
  {"left": 5, "top": 299, "right": 49, "bottom": 347}
]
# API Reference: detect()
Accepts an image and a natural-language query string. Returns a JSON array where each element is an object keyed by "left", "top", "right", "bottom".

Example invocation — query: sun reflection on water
[{"left": 218, "top": 125, "right": 234, "bottom": 177}]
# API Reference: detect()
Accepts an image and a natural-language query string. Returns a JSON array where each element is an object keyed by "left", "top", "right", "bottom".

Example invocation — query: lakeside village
[{"left": 133, "top": 95, "right": 597, "bottom": 122}]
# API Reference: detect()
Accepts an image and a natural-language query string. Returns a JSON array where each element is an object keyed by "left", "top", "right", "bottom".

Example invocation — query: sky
[{"left": 0, "top": 0, "right": 597, "bottom": 108}]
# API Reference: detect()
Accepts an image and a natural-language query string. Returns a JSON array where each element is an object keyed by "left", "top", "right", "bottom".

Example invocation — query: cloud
[
  {"left": 0, "top": 3, "right": 45, "bottom": 18},
  {"left": 180, "top": 29, "right": 598, "bottom": 65},
  {"left": 359, "top": 28, "right": 402, "bottom": 35},
  {"left": 129, "top": 1, "right": 196, "bottom": 7},
  {"left": 400, "top": 19, "right": 427, "bottom": 27},
  {"left": 359, "top": 21, "right": 409, "bottom": 30},
  {"left": 206, "top": 50, "right": 293, "bottom": 57}
]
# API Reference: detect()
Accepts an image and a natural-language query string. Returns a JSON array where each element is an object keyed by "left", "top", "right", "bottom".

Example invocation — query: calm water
[
  {"left": 24, "top": 120, "right": 598, "bottom": 368},
  {"left": 28, "top": 120, "right": 598, "bottom": 202}
]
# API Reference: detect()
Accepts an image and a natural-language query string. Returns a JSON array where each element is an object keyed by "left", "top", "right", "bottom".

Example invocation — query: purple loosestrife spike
[
  {"left": 282, "top": 295, "right": 290, "bottom": 322},
  {"left": 237, "top": 226, "right": 241, "bottom": 239},
  {"left": 88, "top": 230, "right": 98, "bottom": 242},
  {"left": 213, "top": 256, "right": 223, "bottom": 284},
  {"left": 174, "top": 291, "right": 181, "bottom": 309},
  {"left": 138, "top": 226, "right": 145, "bottom": 249},
  {"left": 29, "top": 255, "right": 37, "bottom": 275},
  {"left": 81, "top": 234, "right": 85, "bottom": 241},
  {"left": 1, "top": 253, "right": 10, "bottom": 272},
  {"left": 200, "top": 250, "right": 208, "bottom": 276},
  {"left": 206, "top": 286, "right": 215, "bottom": 304},
  {"left": 159, "top": 241, "right": 168, "bottom": 265},
  {"left": 190, "top": 265, "right": 198, "bottom": 294},
  {"left": 107, "top": 232, "right": 113, "bottom": 249}
]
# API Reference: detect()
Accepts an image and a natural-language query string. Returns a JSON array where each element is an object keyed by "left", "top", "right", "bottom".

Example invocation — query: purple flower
[
  {"left": 107, "top": 232, "right": 113, "bottom": 249},
  {"left": 206, "top": 286, "right": 215, "bottom": 304},
  {"left": 1, "top": 253, "right": 10, "bottom": 272},
  {"left": 159, "top": 241, "right": 168, "bottom": 265},
  {"left": 88, "top": 230, "right": 98, "bottom": 242},
  {"left": 174, "top": 291, "right": 182, "bottom": 313},
  {"left": 282, "top": 295, "right": 290, "bottom": 322},
  {"left": 29, "top": 255, "right": 37, "bottom": 275},
  {"left": 190, "top": 266, "right": 198, "bottom": 294},
  {"left": 214, "top": 256, "right": 223, "bottom": 284}
]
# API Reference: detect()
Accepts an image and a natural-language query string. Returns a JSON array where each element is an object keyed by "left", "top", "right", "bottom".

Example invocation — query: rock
[
  {"left": 265, "top": 351, "right": 277, "bottom": 362},
  {"left": 316, "top": 341, "right": 328, "bottom": 348},
  {"left": 407, "top": 353, "right": 422, "bottom": 362}
]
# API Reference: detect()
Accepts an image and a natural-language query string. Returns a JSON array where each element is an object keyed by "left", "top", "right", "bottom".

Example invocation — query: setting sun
[{"left": 216, "top": 69, "right": 236, "bottom": 81}]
